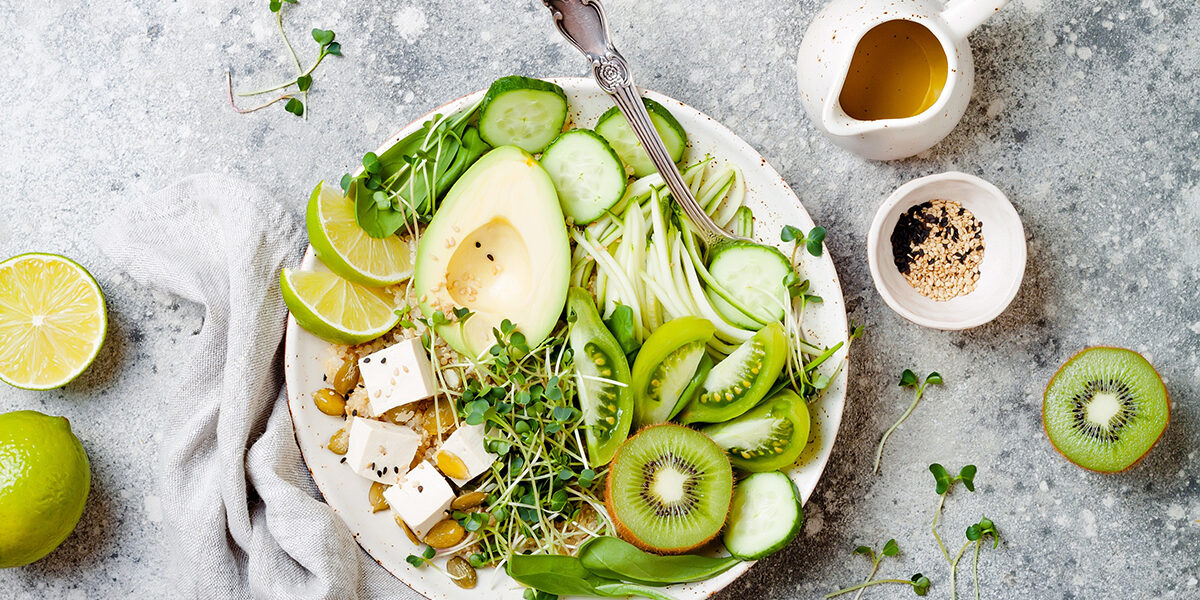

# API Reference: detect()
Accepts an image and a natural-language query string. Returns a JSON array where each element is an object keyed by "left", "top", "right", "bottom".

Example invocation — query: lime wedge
[
  {"left": 0, "top": 254, "right": 106, "bottom": 390},
  {"left": 307, "top": 181, "right": 414, "bottom": 287},
  {"left": 281, "top": 267, "right": 399, "bottom": 345}
]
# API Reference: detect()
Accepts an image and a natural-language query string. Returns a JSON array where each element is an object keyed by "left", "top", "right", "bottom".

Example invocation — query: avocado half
[{"left": 414, "top": 146, "right": 571, "bottom": 358}]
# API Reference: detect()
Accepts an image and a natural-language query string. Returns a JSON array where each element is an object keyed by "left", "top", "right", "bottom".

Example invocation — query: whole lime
[{"left": 0, "top": 410, "right": 90, "bottom": 568}]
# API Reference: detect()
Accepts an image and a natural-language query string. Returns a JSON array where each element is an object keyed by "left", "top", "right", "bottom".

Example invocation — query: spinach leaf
[
  {"left": 506, "top": 553, "right": 681, "bottom": 600},
  {"left": 603, "top": 304, "right": 640, "bottom": 358},
  {"left": 579, "top": 536, "right": 741, "bottom": 587}
]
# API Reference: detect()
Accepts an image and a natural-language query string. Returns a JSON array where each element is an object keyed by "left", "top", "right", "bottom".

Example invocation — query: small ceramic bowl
[{"left": 867, "top": 171, "right": 1026, "bottom": 330}]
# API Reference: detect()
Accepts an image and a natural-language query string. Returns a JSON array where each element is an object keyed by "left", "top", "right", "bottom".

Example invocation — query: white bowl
[{"left": 866, "top": 171, "right": 1026, "bottom": 330}]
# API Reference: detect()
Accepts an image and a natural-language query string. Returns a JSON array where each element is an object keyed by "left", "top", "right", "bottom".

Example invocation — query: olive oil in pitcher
[{"left": 838, "top": 20, "right": 948, "bottom": 121}]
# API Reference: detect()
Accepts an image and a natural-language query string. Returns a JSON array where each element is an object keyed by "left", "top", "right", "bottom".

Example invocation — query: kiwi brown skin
[
  {"left": 1042, "top": 346, "right": 1170, "bottom": 473},
  {"left": 603, "top": 423, "right": 733, "bottom": 555}
]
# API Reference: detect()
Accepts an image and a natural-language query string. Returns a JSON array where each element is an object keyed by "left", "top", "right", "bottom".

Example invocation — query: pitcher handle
[{"left": 940, "top": 0, "right": 1009, "bottom": 40}]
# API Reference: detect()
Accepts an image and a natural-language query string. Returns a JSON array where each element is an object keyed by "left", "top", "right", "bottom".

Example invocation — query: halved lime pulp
[
  {"left": 0, "top": 254, "right": 106, "bottom": 390},
  {"left": 281, "top": 267, "right": 399, "bottom": 345},
  {"left": 307, "top": 181, "right": 414, "bottom": 287}
]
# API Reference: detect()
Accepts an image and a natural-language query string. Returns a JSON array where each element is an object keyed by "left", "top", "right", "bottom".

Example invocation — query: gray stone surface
[{"left": 0, "top": 0, "right": 1196, "bottom": 598}]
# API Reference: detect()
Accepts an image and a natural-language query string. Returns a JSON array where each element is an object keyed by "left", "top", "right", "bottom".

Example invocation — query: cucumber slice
[
  {"left": 478, "top": 76, "right": 568, "bottom": 153},
  {"left": 540, "top": 129, "right": 627, "bottom": 225},
  {"left": 595, "top": 98, "right": 687, "bottom": 177},
  {"left": 705, "top": 240, "right": 792, "bottom": 330},
  {"left": 723, "top": 471, "right": 803, "bottom": 560}
]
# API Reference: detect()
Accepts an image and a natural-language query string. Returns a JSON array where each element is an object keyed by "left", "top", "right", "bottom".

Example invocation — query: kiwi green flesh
[
  {"left": 1043, "top": 347, "right": 1169, "bottom": 472},
  {"left": 606, "top": 424, "right": 734, "bottom": 554}
]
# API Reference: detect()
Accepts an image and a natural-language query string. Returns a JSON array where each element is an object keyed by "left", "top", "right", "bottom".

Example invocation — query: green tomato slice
[
  {"left": 566, "top": 288, "right": 634, "bottom": 466},
  {"left": 630, "top": 316, "right": 715, "bottom": 428},
  {"left": 701, "top": 388, "right": 811, "bottom": 472},
  {"left": 678, "top": 321, "right": 788, "bottom": 424}
]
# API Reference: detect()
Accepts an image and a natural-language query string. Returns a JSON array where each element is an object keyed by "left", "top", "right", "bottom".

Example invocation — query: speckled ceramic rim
[
  {"left": 866, "top": 171, "right": 1026, "bottom": 330},
  {"left": 285, "top": 77, "right": 851, "bottom": 600}
]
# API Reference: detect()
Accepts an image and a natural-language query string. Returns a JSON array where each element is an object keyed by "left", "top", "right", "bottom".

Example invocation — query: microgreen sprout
[
  {"left": 965, "top": 517, "right": 999, "bottom": 600},
  {"left": 227, "top": 1, "right": 342, "bottom": 118},
  {"left": 872, "top": 370, "right": 943, "bottom": 473},
  {"left": 781, "top": 224, "right": 827, "bottom": 257},
  {"left": 825, "top": 539, "right": 930, "bottom": 598},
  {"left": 926, "top": 464, "right": 998, "bottom": 600}
]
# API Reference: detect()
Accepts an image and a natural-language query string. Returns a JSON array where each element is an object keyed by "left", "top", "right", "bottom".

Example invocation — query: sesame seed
[{"left": 890, "top": 199, "right": 985, "bottom": 302}]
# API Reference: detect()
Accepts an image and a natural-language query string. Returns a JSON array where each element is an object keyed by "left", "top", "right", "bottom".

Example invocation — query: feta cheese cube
[
  {"left": 383, "top": 461, "right": 455, "bottom": 538},
  {"left": 435, "top": 423, "right": 498, "bottom": 485},
  {"left": 358, "top": 337, "right": 437, "bottom": 416},
  {"left": 345, "top": 417, "right": 421, "bottom": 484}
]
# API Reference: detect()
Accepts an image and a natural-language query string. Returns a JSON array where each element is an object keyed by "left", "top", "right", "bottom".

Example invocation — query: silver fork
[{"left": 542, "top": 0, "right": 743, "bottom": 244}]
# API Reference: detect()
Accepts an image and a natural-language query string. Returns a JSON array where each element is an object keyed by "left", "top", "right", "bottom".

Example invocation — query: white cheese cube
[
  {"left": 358, "top": 337, "right": 438, "bottom": 416},
  {"left": 345, "top": 417, "right": 421, "bottom": 484},
  {"left": 435, "top": 423, "right": 498, "bottom": 485},
  {"left": 383, "top": 461, "right": 455, "bottom": 538}
]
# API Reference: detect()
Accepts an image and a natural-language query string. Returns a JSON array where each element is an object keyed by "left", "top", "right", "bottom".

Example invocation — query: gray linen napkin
[{"left": 96, "top": 175, "right": 419, "bottom": 600}]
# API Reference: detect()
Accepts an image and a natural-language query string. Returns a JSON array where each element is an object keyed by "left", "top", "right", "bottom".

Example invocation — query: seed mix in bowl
[{"left": 890, "top": 199, "right": 985, "bottom": 301}]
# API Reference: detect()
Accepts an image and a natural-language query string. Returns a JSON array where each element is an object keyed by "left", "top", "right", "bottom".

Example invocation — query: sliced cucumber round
[
  {"left": 702, "top": 389, "right": 811, "bottom": 472},
  {"left": 595, "top": 98, "right": 687, "bottom": 177},
  {"left": 705, "top": 240, "right": 792, "bottom": 330},
  {"left": 540, "top": 129, "right": 627, "bottom": 225},
  {"left": 678, "top": 322, "right": 788, "bottom": 425},
  {"left": 723, "top": 471, "right": 803, "bottom": 560},
  {"left": 478, "top": 76, "right": 568, "bottom": 153}
]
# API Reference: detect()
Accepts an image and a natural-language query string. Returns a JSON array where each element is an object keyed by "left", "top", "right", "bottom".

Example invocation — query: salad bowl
[{"left": 284, "top": 77, "right": 850, "bottom": 599}]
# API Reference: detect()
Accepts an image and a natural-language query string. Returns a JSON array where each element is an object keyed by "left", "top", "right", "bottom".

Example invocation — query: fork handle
[{"left": 543, "top": 0, "right": 734, "bottom": 243}]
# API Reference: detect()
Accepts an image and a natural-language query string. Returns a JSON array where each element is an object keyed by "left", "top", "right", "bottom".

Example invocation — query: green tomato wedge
[
  {"left": 630, "top": 316, "right": 715, "bottom": 429},
  {"left": 595, "top": 98, "right": 687, "bottom": 177},
  {"left": 566, "top": 288, "right": 634, "bottom": 466},
  {"left": 723, "top": 471, "right": 803, "bottom": 560},
  {"left": 281, "top": 267, "right": 399, "bottom": 345},
  {"left": 678, "top": 322, "right": 788, "bottom": 424},
  {"left": 307, "top": 180, "right": 414, "bottom": 287},
  {"left": 478, "top": 76, "right": 568, "bottom": 154},
  {"left": 701, "top": 388, "right": 811, "bottom": 472}
]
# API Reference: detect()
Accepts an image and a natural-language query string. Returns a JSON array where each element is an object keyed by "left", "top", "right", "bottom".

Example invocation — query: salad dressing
[{"left": 838, "top": 20, "right": 948, "bottom": 121}]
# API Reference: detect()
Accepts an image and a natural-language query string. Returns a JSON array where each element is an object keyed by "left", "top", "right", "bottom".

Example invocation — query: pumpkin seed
[
  {"left": 369, "top": 481, "right": 389, "bottom": 513},
  {"left": 332, "top": 357, "right": 361, "bottom": 396},
  {"left": 450, "top": 491, "right": 488, "bottom": 511},
  {"left": 446, "top": 556, "right": 477, "bottom": 589},
  {"left": 328, "top": 428, "right": 349, "bottom": 455},
  {"left": 423, "top": 519, "right": 465, "bottom": 548},
  {"left": 313, "top": 388, "right": 346, "bottom": 416},
  {"left": 394, "top": 514, "right": 421, "bottom": 545}
]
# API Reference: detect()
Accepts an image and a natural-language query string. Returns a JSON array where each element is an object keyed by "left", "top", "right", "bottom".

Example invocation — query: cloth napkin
[{"left": 96, "top": 175, "right": 420, "bottom": 600}]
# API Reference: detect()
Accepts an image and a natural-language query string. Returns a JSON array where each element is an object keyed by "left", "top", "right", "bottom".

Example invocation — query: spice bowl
[{"left": 867, "top": 171, "right": 1026, "bottom": 330}]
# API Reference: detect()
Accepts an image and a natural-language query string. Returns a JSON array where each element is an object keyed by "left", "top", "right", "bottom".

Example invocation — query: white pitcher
[{"left": 797, "top": 0, "right": 1008, "bottom": 160}]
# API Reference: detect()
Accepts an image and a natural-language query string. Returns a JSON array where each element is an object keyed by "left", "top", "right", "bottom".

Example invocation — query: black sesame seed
[
  {"left": 380, "top": 357, "right": 387, "bottom": 364},
  {"left": 339, "top": 457, "right": 347, "bottom": 463},
  {"left": 475, "top": 242, "right": 481, "bottom": 248},
  {"left": 487, "top": 254, "right": 494, "bottom": 261},
  {"left": 363, "top": 357, "right": 371, "bottom": 363}
]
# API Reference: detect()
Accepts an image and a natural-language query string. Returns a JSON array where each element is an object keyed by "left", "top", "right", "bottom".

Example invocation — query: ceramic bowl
[{"left": 867, "top": 171, "right": 1025, "bottom": 330}]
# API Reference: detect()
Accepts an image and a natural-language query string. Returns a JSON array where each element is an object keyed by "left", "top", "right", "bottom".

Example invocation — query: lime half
[
  {"left": 307, "top": 181, "right": 414, "bottom": 287},
  {"left": 0, "top": 410, "right": 90, "bottom": 568},
  {"left": 281, "top": 267, "right": 399, "bottom": 345},
  {"left": 0, "top": 253, "right": 106, "bottom": 390}
]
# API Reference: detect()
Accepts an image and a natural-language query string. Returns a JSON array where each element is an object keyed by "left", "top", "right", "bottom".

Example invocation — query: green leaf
[
  {"left": 853, "top": 545, "right": 873, "bottom": 557},
  {"left": 925, "top": 372, "right": 943, "bottom": 386},
  {"left": 966, "top": 523, "right": 981, "bottom": 541},
  {"left": 881, "top": 539, "right": 899, "bottom": 557},
  {"left": 578, "top": 468, "right": 597, "bottom": 487},
  {"left": 284, "top": 97, "right": 304, "bottom": 116},
  {"left": 899, "top": 369, "right": 919, "bottom": 387},
  {"left": 325, "top": 41, "right": 342, "bottom": 56},
  {"left": 958, "top": 465, "right": 977, "bottom": 492},
  {"left": 422, "top": 545, "right": 436, "bottom": 559},
  {"left": 269, "top": 0, "right": 282, "bottom": 12},
  {"left": 362, "top": 152, "right": 380, "bottom": 174},
  {"left": 311, "top": 28, "right": 335, "bottom": 46},
  {"left": 806, "top": 226, "right": 826, "bottom": 256},
  {"left": 911, "top": 573, "right": 931, "bottom": 596},
  {"left": 929, "top": 463, "right": 951, "bottom": 495},
  {"left": 339, "top": 173, "right": 352, "bottom": 193},
  {"left": 296, "top": 74, "right": 312, "bottom": 91},
  {"left": 780, "top": 225, "right": 803, "bottom": 242},
  {"left": 405, "top": 554, "right": 424, "bottom": 568},
  {"left": 603, "top": 304, "right": 640, "bottom": 356}
]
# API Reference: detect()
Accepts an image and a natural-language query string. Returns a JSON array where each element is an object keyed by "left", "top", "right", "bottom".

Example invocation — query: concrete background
[{"left": 0, "top": 0, "right": 1196, "bottom": 598}]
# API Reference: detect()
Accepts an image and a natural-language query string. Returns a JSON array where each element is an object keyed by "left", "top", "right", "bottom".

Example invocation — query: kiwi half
[
  {"left": 605, "top": 423, "right": 733, "bottom": 554},
  {"left": 1043, "top": 347, "right": 1169, "bottom": 473}
]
